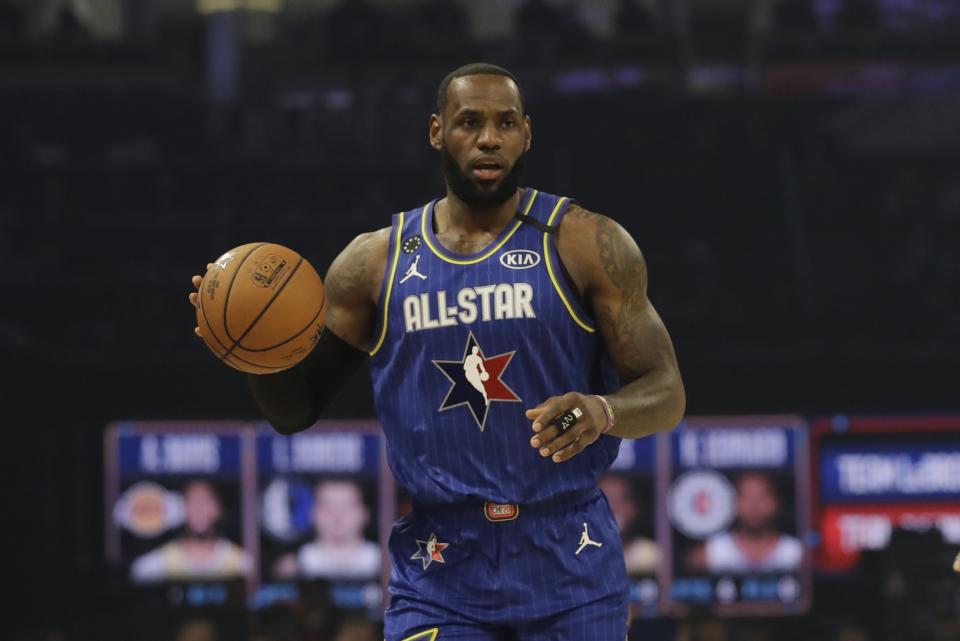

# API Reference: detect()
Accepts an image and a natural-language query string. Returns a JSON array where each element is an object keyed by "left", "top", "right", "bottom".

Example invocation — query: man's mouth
[{"left": 471, "top": 159, "right": 505, "bottom": 181}]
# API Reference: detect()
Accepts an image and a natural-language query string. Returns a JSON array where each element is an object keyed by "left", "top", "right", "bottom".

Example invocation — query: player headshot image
[
  {"left": 190, "top": 62, "right": 685, "bottom": 639},
  {"left": 274, "top": 478, "right": 381, "bottom": 581},
  {"left": 687, "top": 471, "right": 803, "bottom": 574},
  {"left": 130, "top": 479, "right": 251, "bottom": 583},
  {"left": 599, "top": 473, "right": 658, "bottom": 575}
]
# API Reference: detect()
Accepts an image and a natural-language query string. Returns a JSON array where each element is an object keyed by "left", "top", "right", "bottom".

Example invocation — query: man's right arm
[{"left": 245, "top": 228, "right": 390, "bottom": 434}]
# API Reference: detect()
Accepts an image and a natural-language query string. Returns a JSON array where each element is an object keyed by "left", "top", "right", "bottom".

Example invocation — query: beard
[
  {"left": 736, "top": 518, "right": 775, "bottom": 537},
  {"left": 441, "top": 147, "right": 526, "bottom": 209}
]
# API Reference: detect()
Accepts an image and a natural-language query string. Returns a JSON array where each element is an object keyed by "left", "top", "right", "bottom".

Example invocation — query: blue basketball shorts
[{"left": 383, "top": 488, "right": 629, "bottom": 641}]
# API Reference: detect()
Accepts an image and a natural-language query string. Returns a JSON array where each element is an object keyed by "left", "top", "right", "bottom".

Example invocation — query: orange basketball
[{"left": 196, "top": 243, "right": 327, "bottom": 374}]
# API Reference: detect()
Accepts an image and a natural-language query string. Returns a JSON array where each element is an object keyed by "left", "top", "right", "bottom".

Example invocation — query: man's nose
[{"left": 477, "top": 121, "right": 502, "bottom": 150}]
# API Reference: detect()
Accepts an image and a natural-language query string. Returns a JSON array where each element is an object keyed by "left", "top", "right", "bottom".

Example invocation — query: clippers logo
[
  {"left": 500, "top": 249, "right": 541, "bottom": 270},
  {"left": 251, "top": 255, "right": 288, "bottom": 288},
  {"left": 668, "top": 470, "right": 736, "bottom": 540}
]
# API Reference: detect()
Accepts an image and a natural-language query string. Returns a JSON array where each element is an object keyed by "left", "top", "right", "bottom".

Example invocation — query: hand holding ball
[{"left": 193, "top": 243, "right": 327, "bottom": 374}]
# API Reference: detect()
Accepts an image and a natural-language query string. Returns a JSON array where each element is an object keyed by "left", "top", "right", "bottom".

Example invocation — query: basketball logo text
[
  {"left": 252, "top": 255, "right": 288, "bottom": 288},
  {"left": 403, "top": 283, "right": 536, "bottom": 333}
]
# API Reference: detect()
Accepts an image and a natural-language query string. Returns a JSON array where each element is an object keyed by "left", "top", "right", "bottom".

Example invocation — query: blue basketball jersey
[{"left": 368, "top": 188, "right": 622, "bottom": 505}]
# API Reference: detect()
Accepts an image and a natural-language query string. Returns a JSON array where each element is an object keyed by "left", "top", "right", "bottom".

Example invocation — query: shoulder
[
  {"left": 341, "top": 226, "right": 393, "bottom": 265},
  {"left": 130, "top": 544, "right": 170, "bottom": 580},
  {"left": 555, "top": 203, "right": 645, "bottom": 295},
  {"left": 325, "top": 226, "right": 392, "bottom": 303},
  {"left": 776, "top": 534, "right": 804, "bottom": 559},
  {"left": 217, "top": 537, "right": 247, "bottom": 557},
  {"left": 705, "top": 531, "right": 735, "bottom": 552}
]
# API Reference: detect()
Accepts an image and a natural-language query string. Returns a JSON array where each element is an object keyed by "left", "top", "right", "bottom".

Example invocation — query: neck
[{"left": 436, "top": 187, "right": 522, "bottom": 234}]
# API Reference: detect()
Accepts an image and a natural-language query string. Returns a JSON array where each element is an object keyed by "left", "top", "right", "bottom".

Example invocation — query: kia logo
[{"left": 500, "top": 250, "right": 541, "bottom": 270}]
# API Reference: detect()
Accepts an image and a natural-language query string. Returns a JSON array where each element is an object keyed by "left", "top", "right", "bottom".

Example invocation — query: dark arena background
[{"left": 4, "top": 1, "right": 960, "bottom": 640}]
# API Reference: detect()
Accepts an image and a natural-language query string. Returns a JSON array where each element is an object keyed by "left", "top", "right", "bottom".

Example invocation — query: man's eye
[
  {"left": 462, "top": 119, "right": 477, "bottom": 128},
  {"left": 502, "top": 120, "right": 516, "bottom": 128}
]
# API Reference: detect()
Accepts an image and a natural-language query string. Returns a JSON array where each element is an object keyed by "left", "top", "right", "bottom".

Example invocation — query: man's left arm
[{"left": 526, "top": 207, "right": 686, "bottom": 462}]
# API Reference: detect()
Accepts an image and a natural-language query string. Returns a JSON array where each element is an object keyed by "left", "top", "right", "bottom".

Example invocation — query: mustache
[{"left": 440, "top": 147, "right": 526, "bottom": 209}]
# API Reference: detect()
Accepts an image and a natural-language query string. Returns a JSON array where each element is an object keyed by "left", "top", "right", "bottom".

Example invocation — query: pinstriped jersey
[{"left": 367, "top": 189, "right": 622, "bottom": 504}]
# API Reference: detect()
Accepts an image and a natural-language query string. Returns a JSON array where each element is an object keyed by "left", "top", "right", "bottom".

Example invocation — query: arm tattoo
[
  {"left": 323, "top": 235, "right": 371, "bottom": 330},
  {"left": 566, "top": 205, "right": 601, "bottom": 222},
  {"left": 595, "top": 217, "right": 649, "bottom": 381}
]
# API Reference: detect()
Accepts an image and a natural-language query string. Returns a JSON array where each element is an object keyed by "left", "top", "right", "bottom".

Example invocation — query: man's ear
[
  {"left": 523, "top": 114, "right": 532, "bottom": 152},
  {"left": 429, "top": 114, "right": 443, "bottom": 151}
]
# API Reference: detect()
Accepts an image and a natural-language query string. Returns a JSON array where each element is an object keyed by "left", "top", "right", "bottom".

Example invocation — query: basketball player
[
  {"left": 687, "top": 471, "right": 803, "bottom": 574},
  {"left": 273, "top": 478, "right": 381, "bottom": 580},
  {"left": 130, "top": 479, "right": 251, "bottom": 583},
  {"left": 189, "top": 63, "right": 685, "bottom": 640}
]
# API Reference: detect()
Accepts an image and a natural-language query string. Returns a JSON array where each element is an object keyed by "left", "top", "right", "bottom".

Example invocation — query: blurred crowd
[
  {"left": 1, "top": 0, "right": 959, "bottom": 62},
  {"left": 4, "top": 79, "right": 958, "bottom": 415},
  {"left": 3, "top": 2, "right": 960, "bottom": 641}
]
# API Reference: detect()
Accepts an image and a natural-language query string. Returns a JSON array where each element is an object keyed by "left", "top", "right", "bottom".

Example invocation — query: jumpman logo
[
  {"left": 575, "top": 522, "right": 603, "bottom": 555},
  {"left": 400, "top": 254, "right": 427, "bottom": 283},
  {"left": 463, "top": 346, "right": 489, "bottom": 405}
]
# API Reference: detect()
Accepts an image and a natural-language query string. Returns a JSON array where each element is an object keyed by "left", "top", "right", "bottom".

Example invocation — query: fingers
[
  {"left": 527, "top": 392, "right": 594, "bottom": 462},
  {"left": 534, "top": 424, "right": 585, "bottom": 463},
  {"left": 551, "top": 432, "right": 589, "bottom": 463},
  {"left": 188, "top": 274, "right": 203, "bottom": 308},
  {"left": 187, "top": 263, "right": 209, "bottom": 306},
  {"left": 529, "top": 423, "right": 558, "bottom": 449},
  {"left": 525, "top": 393, "right": 572, "bottom": 432},
  {"left": 188, "top": 265, "right": 211, "bottom": 336},
  {"left": 526, "top": 393, "right": 580, "bottom": 430}
]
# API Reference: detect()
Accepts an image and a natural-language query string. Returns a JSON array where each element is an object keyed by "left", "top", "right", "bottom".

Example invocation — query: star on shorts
[{"left": 411, "top": 532, "right": 450, "bottom": 570}]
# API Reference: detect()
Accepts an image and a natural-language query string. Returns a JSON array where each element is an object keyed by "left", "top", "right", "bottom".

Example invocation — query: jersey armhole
[
  {"left": 554, "top": 250, "right": 591, "bottom": 319},
  {"left": 368, "top": 211, "right": 405, "bottom": 357},
  {"left": 543, "top": 197, "right": 597, "bottom": 333}
]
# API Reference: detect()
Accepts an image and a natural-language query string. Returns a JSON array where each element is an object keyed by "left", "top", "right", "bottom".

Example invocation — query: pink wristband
[{"left": 593, "top": 395, "right": 615, "bottom": 434}]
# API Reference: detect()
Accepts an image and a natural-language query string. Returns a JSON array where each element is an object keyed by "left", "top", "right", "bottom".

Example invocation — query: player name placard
[{"left": 260, "top": 431, "right": 380, "bottom": 474}]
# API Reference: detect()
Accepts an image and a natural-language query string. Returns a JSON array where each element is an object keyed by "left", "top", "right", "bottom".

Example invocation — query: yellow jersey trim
[
  {"left": 543, "top": 197, "right": 596, "bottom": 333},
  {"left": 421, "top": 190, "right": 539, "bottom": 265},
  {"left": 398, "top": 629, "right": 439, "bottom": 641},
  {"left": 369, "top": 210, "right": 405, "bottom": 356}
]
